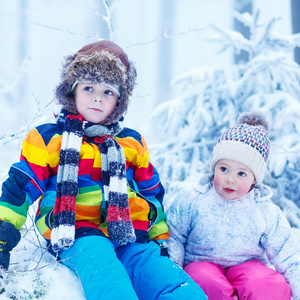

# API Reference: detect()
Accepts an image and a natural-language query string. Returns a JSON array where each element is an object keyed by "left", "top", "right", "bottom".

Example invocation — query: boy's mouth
[
  {"left": 89, "top": 107, "right": 103, "bottom": 112},
  {"left": 224, "top": 188, "right": 235, "bottom": 193}
]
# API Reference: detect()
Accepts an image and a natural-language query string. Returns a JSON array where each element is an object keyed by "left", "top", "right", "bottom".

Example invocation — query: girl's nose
[{"left": 226, "top": 175, "right": 235, "bottom": 184}]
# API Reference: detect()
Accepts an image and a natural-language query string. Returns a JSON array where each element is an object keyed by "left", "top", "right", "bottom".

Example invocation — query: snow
[
  {"left": 0, "top": 208, "right": 85, "bottom": 299},
  {"left": 0, "top": 1, "right": 298, "bottom": 299}
]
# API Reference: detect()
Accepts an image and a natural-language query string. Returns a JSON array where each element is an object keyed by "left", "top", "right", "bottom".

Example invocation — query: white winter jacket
[{"left": 167, "top": 175, "right": 300, "bottom": 299}]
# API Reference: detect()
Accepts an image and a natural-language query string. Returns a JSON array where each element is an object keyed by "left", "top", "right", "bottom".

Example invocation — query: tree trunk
[
  {"left": 157, "top": 0, "right": 174, "bottom": 103},
  {"left": 291, "top": 0, "right": 300, "bottom": 64},
  {"left": 14, "top": 1, "right": 29, "bottom": 120},
  {"left": 233, "top": 0, "right": 253, "bottom": 64}
]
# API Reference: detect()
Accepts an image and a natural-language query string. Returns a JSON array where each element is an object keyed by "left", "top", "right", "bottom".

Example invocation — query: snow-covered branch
[
  {"left": 0, "top": 57, "right": 31, "bottom": 95},
  {"left": 126, "top": 24, "right": 214, "bottom": 49},
  {"left": 0, "top": 98, "right": 53, "bottom": 145}
]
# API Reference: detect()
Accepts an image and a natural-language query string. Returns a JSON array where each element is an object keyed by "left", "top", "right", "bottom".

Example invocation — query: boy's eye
[
  {"left": 104, "top": 89, "right": 114, "bottom": 96},
  {"left": 84, "top": 86, "right": 93, "bottom": 92},
  {"left": 238, "top": 171, "right": 246, "bottom": 177},
  {"left": 220, "top": 167, "right": 228, "bottom": 173}
]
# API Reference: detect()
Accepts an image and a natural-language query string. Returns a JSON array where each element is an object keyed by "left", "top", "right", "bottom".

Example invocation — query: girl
[{"left": 167, "top": 112, "right": 300, "bottom": 300}]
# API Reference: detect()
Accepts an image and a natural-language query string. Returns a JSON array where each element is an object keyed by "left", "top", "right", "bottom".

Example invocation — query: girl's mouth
[{"left": 224, "top": 188, "right": 235, "bottom": 193}]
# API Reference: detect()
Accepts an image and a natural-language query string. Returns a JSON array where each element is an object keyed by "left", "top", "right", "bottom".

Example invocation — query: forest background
[{"left": 0, "top": 0, "right": 300, "bottom": 299}]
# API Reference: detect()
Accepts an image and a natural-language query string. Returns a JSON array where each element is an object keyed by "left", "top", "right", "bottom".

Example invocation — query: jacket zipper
[{"left": 128, "top": 184, "right": 159, "bottom": 231}]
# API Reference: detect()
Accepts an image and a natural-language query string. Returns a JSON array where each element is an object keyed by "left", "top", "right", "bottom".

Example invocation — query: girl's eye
[
  {"left": 104, "top": 89, "right": 114, "bottom": 96},
  {"left": 84, "top": 86, "right": 93, "bottom": 92},
  {"left": 220, "top": 167, "right": 228, "bottom": 173},
  {"left": 238, "top": 171, "right": 246, "bottom": 177}
]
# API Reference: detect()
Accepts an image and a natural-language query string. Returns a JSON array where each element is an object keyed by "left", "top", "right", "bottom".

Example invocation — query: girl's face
[
  {"left": 214, "top": 159, "right": 256, "bottom": 200},
  {"left": 74, "top": 83, "right": 118, "bottom": 124}
]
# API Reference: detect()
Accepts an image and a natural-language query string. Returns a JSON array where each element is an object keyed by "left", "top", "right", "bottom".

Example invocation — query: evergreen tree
[{"left": 149, "top": 11, "right": 300, "bottom": 225}]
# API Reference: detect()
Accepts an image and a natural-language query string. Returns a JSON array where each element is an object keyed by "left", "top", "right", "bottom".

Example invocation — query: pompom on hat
[
  {"left": 210, "top": 111, "right": 270, "bottom": 185},
  {"left": 55, "top": 40, "right": 137, "bottom": 125}
]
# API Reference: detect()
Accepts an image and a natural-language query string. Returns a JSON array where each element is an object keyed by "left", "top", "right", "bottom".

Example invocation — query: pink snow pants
[{"left": 184, "top": 260, "right": 291, "bottom": 300}]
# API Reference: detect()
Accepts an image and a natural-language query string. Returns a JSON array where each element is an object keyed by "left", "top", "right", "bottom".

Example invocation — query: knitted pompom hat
[
  {"left": 210, "top": 111, "right": 270, "bottom": 185},
  {"left": 55, "top": 40, "right": 137, "bottom": 125}
]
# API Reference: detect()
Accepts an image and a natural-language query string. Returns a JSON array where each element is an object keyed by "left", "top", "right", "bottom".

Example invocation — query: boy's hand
[
  {"left": 0, "top": 242, "right": 11, "bottom": 270},
  {"left": 153, "top": 240, "right": 169, "bottom": 257},
  {"left": 0, "top": 221, "right": 21, "bottom": 270}
]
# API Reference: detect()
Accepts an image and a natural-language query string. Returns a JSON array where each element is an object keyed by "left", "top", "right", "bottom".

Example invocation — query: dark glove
[
  {"left": 0, "top": 221, "right": 21, "bottom": 270},
  {"left": 153, "top": 240, "right": 169, "bottom": 257},
  {"left": 0, "top": 248, "right": 10, "bottom": 271}
]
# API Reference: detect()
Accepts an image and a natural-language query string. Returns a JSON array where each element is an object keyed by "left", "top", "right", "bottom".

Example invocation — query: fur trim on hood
[{"left": 55, "top": 40, "right": 137, "bottom": 125}]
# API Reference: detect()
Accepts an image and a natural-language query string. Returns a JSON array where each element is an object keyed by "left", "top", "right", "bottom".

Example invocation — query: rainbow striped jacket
[{"left": 0, "top": 122, "right": 169, "bottom": 246}]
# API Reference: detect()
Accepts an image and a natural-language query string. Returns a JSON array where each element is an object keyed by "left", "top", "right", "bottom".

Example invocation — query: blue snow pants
[{"left": 59, "top": 235, "right": 207, "bottom": 300}]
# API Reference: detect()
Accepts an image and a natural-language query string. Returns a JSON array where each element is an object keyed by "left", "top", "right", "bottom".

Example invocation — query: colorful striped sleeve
[{"left": 0, "top": 124, "right": 58, "bottom": 229}]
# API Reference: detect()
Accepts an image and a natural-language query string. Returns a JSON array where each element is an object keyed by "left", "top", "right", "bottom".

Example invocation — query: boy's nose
[{"left": 93, "top": 96, "right": 103, "bottom": 102}]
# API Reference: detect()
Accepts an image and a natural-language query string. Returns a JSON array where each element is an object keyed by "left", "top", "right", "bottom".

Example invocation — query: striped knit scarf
[{"left": 51, "top": 109, "right": 136, "bottom": 252}]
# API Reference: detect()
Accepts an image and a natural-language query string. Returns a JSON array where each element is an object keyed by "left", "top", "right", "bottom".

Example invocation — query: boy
[{"left": 0, "top": 40, "right": 207, "bottom": 300}]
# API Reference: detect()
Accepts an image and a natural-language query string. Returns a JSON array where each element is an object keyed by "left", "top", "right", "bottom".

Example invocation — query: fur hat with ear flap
[
  {"left": 210, "top": 111, "right": 270, "bottom": 185},
  {"left": 55, "top": 40, "right": 137, "bottom": 125}
]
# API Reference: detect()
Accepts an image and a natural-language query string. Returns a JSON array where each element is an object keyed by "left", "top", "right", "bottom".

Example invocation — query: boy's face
[
  {"left": 74, "top": 83, "right": 118, "bottom": 124},
  {"left": 213, "top": 159, "right": 256, "bottom": 200}
]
